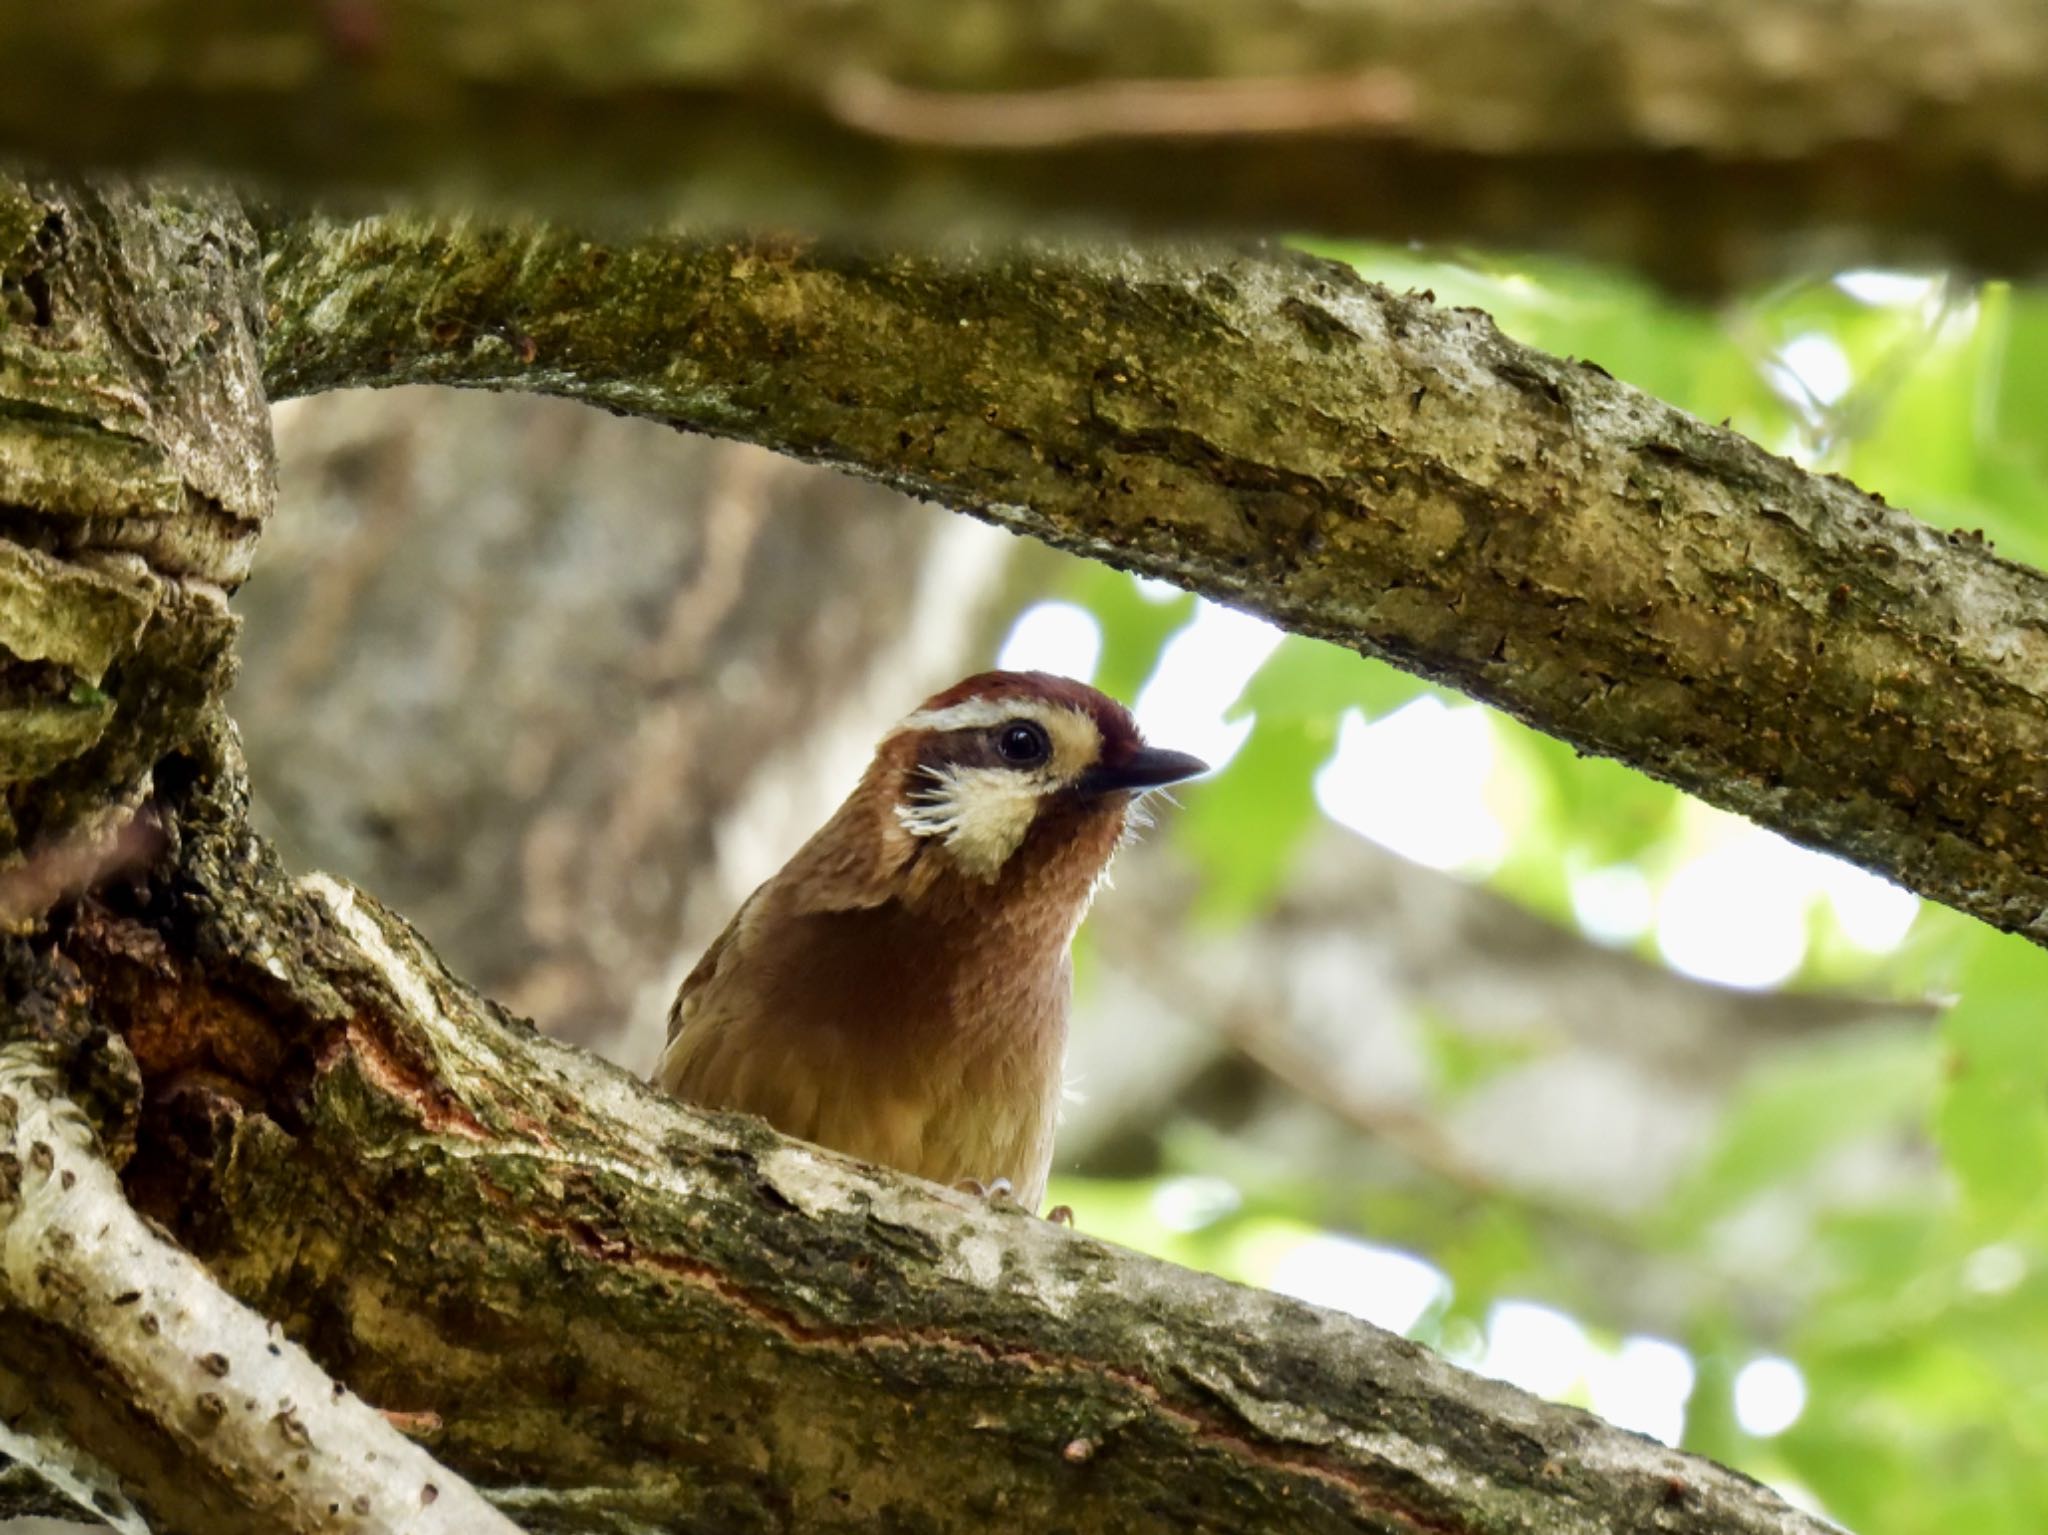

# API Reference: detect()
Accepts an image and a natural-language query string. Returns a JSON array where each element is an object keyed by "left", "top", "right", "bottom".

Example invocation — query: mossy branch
[{"left": 262, "top": 215, "right": 2048, "bottom": 949}]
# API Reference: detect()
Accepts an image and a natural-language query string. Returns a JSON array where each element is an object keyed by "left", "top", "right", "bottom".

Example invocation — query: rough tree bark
[
  {"left": 9, "top": 0, "right": 2048, "bottom": 292},
  {"left": 0, "top": 175, "right": 1851, "bottom": 1532},
  {"left": 0, "top": 1035, "right": 519, "bottom": 1535},
  {"left": 260, "top": 215, "right": 2048, "bottom": 951},
  {"left": 0, "top": 179, "right": 257, "bottom": 893}
]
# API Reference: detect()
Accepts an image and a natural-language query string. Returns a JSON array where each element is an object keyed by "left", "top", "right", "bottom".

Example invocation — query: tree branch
[
  {"left": 44, "top": 716, "right": 1830, "bottom": 1535},
  {"left": 10, "top": 0, "right": 2048, "bottom": 291},
  {"left": 261, "top": 216, "right": 2048, "bottom": 948},
  {"left": 0, "top": 1038, "right": 520, "bottom": 1535}
]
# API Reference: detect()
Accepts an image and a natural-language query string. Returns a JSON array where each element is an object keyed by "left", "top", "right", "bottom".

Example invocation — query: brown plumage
[{"left": 654, "top": 670, "right": 1206, "bottom": 1212}]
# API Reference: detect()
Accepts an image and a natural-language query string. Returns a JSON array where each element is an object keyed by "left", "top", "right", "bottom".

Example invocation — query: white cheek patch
[
  {"left": 891, "top": 696, "right": 1112, "bottom": 880},
  {"left": 895, "top": 763, "right": 1045, "bottom": 881}
]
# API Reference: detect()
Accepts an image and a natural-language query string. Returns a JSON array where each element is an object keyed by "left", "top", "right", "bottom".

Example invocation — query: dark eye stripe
[{"left": 913, "top": 722, "right": 1039, "bottom": 775}]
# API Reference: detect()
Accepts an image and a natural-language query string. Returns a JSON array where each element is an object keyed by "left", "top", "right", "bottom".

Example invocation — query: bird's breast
[{"left": 667, "top": 896, "right": 1071, "bottom": 1207}]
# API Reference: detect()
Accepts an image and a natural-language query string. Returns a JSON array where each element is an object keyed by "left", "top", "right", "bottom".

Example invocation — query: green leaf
[
  {"left": 1234, "top": 633, "right": 1434, "bottom": 725},
  {"left": 1417, "top": 1010, "right": 1546, "bottom": 1101},
  {"left": 1176, "top": 714, "right": 1330, "bottom": 920}
]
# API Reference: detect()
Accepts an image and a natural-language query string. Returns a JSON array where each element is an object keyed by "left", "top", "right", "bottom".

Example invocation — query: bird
[{"left": 654, "top": 669, "right": 1207, "bottom": 1214}]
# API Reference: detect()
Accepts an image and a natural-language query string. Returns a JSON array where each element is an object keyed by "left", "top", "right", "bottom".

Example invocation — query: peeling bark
[
  {"left": 9, "top": 0, "right": 2048, "bottom": 290},
  {"left": 262, "top": 217, "right": 2048, "bottom": 948},
  {"left": 0, "top": 1036, "right": 519, "bottom": 1535}
]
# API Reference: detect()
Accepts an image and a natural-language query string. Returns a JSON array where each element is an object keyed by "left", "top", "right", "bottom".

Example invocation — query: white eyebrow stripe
[
  {"left": 897, "top": 697, "right": 1080, "bottom": 735},
  {"left": 897, "top": 698, "right": 1017, "bottom": 733}
]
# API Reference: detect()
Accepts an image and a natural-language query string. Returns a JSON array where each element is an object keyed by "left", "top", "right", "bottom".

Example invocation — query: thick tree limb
[
  {"left": 10, "top": 0, "right": 2048, "bottom": 291},
  {"left": 29, "top": 716, "right": 1827, "bottom": 1535},
  {"left": 0, "top": 1038, "right": 519, "bottom": 1535},
  {"left": 261, "top": 216, "right": 2048, "bottom": 948}
]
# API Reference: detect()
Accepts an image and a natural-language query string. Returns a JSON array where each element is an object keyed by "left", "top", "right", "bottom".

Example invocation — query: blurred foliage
[
  {"left": 1179, "top": 626, "right": 1431, "bottom": 920},
  {"left": 1034, "top": 248, "right": 2048, "bottom": 1534}
]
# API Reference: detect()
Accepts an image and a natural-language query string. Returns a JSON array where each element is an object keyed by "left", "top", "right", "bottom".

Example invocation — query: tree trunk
[{"left": 0, "top": 175, "right": 515, "bottom": 1533}]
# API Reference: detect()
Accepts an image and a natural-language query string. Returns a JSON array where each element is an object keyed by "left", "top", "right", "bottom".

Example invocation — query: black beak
[{"left": 1079, "top": 746, "right": 1210, "bottom": 796}]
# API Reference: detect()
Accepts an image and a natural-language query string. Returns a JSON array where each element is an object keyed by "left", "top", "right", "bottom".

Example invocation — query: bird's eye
[{"left": 996, "top": 720, "right": 1051, "bottom": 765}]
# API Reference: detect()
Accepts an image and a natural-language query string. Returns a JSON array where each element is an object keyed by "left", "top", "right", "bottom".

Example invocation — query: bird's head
[{"left": 880, "top": 670, "right": 1208, "bottom": 883}]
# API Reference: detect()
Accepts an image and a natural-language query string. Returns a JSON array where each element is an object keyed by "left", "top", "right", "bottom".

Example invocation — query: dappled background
[{"left": 228, "top": 249, "right": 2048, "bottom": 1535}]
